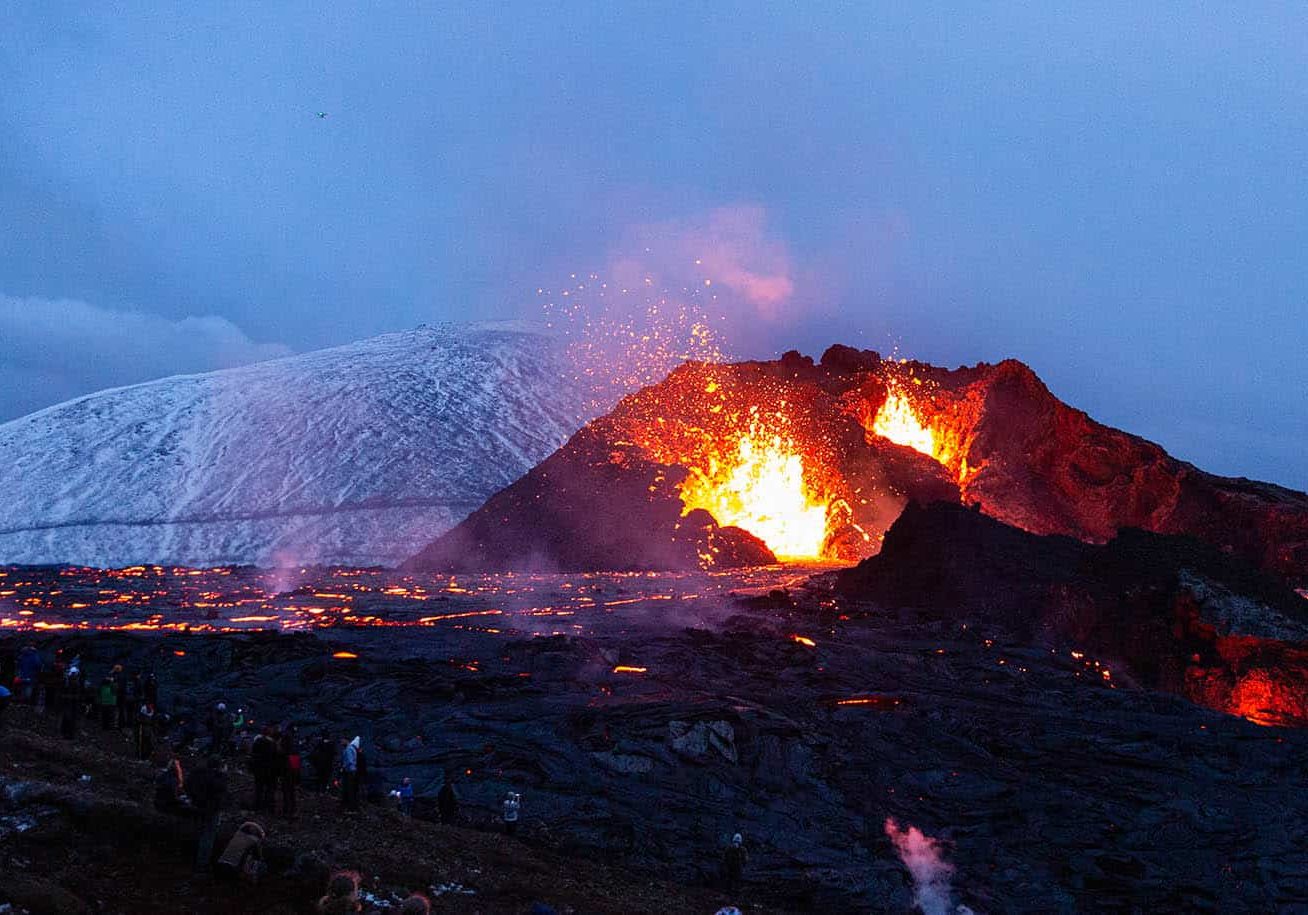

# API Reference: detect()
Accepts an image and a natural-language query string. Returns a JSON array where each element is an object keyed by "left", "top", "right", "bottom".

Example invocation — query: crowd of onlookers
[{"left": 4, "top": 641, "right": 751, "bottom": 912}]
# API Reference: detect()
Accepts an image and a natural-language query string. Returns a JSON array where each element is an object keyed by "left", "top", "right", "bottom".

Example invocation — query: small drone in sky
[{"left": 316, "top": 112, "right": 328, "bottom": 119}]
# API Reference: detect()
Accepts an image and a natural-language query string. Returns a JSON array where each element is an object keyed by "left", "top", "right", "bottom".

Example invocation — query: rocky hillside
[
  {"left": 837, "top": 501, "right": 1308, "bottom": 727},
  {"left": 408, "top": 347, "right": 1308, "bottom": 584},
  {"left": 0, "top": 323, "right": 589, "bottom": 568}
]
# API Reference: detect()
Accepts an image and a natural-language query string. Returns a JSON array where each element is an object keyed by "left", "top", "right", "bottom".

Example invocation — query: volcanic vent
[{"left": 407, "top": 346, "right": 1308, "bottom": 579}]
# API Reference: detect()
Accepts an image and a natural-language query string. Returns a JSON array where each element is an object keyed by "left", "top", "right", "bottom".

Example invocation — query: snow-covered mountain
[{"left": 0, "top": 322, "right": 590, "bottom": 567}]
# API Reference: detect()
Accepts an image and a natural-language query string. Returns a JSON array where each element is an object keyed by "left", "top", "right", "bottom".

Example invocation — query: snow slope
[{"left": 0, "top": 323, "right": 589, "bottom": 567}]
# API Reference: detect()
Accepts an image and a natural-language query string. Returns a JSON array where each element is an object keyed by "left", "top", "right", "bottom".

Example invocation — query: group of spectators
[{"left": 6, "top": 641, "right": 751, "bottom": 908}]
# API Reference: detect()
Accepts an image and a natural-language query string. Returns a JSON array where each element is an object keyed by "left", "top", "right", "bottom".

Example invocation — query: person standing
[
  {"left": 339, "top": 737, "right": 360, "bottom": 812},
  {"left": 308, "top": 735, "right": 335, "bottom": 793},
  {"left": 136, "top": 701, "right": 157, "bottom": 760},
  {"left": 249, "top": 727, "right": 278, "bottom": 813},
  {"left": 188, "top": 756, "right": 229, "bottom": 872},
  {"left": 437, "top": 773, "right": 459, "bottom": 825},
  {"left": 723, "top": 833, "right": 748, "bottom": 894},
  {"left": 59, "top": 664, "right": 82, "bottom": 739},
  {"left": 16, "top": 644, "right": 42, "bottom": 703},
  {"left": 502, "top": 791, "right": 520, "bottom": 836},
  {"left": 396, "top": 777, "right": 414, "bottom": 816},
  {"left": 96, "top": 676, "right": 117, "bottom": 730},
  {"left": 277, "top": 725, "right": 300, "bottom": 819}
]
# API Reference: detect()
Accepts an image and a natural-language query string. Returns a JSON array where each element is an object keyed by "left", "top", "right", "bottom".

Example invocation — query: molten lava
[
  {"left": 870, "top": 383, "right": 953, "bottom": 469},
  {"left": 676, "top": 425, "right": 830, "bottom": 560}
]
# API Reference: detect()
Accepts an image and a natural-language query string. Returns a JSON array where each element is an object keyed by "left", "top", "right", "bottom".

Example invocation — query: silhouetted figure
[
  {"left": 136, "top": 702, "right": 156, "bottom": 760},
  {"left": 249, "top": 727, "right": 279, "bottom": 812},
  {"left": 154, "top": 757, "right": 191, "bottom": 813},
  {"left": 339, "top": 737, "right": 360, "bottom": 811},
  {"left": 502, "top": 791, "right": 520, "bottom": 836},
  {"left": 309, "top": 736, "right": 335, "bottom": 792},
  {"left": 437, "top": 774, "right": 459, "bottom": 825},
  {"left": 277, "top": 725, "right": 300, "bottom": 818},
  {"left": 723, "top": 833, "right": 748, "bottom": 894},
  {"left": 96, "top": 676, "right": 117, "bottom": 730},
  {"left": 16, "top": 645, "right": 42, "bottom": 702},
  {"left": 189, "top": 756, "right": 230, "bottom": 871}
]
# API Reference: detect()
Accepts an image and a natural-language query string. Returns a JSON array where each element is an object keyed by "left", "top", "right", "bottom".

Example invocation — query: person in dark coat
[
  {"left": 188, "top": 756, "right": 230, "bottom": 871},
  {"left": 155, "top": 757, "right": 191, "bottom": 813},
  {"left": 59, "top": 664, "right": 82, "bottom": 739},
  {"left": 276, "top": 725, "right": 300, "bottom": 818},
  {"left": 723, "top": 833, "right": 748, "bottom": 894},
  {"left": 437, "top": 773, "right": 459, "bottom": 825},
  {"left": 136, "top": 702, "right": 156, "bottom": 760},
  {"left": 16, "top": 645, "right": 42, "bottom": 703},
  {"left": 308, "top": 736, "right": 335, "bottom": 793},
  {"left": 249, "top": 727, "right": 279, "bottom": 813}
]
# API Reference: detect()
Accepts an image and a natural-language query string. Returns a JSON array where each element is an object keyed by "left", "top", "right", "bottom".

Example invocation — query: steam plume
[{"left": 885, "top": 818, "right": 959, "bottom": 915}]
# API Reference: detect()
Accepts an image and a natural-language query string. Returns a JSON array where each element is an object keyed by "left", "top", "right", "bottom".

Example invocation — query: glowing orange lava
[
  {"left": 871, "top": 386, "right": 942, "bottom": 461},
  {"left": 677, "top": 424, "right": 830, "bottom": 560}
]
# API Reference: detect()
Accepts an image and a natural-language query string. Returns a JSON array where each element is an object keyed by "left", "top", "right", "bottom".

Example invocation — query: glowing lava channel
[{"left": 677, "top": 428, "right": 830, "bottom": 560}]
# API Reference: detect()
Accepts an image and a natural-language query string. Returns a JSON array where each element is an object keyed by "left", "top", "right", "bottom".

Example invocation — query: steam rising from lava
[{"left": 885, "top": 818, "right": 961, "bottom": 915}]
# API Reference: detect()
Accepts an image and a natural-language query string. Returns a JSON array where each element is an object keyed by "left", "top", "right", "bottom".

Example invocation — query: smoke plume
[{"left": 885, "top": 818, "right": 959, "bottom": 915}]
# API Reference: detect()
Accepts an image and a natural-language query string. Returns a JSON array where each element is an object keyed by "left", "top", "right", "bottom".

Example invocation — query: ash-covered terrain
[{"left": 0, "top": 322, "right": 589, "bottom": 569}]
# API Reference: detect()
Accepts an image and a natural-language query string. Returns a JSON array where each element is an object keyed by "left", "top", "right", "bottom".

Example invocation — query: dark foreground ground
[
  {"left": 4, "top": 567, "right": 1307, "bottom": 913},
  {"left": 0, "top": 703, "right": 745, "bottom": 914}
]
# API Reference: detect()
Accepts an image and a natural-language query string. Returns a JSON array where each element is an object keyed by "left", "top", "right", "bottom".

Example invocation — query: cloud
[
  {"left": 613, "top": 204, "right": 796, "bottom": 322},
  {"left": 0, "top": 294, "right": 293, "bottom": 422}
]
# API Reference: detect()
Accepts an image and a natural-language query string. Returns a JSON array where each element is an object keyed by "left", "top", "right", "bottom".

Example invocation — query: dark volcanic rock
[
  {"left": 9, "top": 608, "right": 1308, "bottom": 913},
  {"left": 838, "top": 501, "right": 1308, "bottom": 725}
]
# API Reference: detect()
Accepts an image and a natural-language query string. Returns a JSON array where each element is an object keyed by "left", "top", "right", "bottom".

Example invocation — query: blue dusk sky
[{"left": 2, "top": 4, "right": 1305, "bottom": 487}]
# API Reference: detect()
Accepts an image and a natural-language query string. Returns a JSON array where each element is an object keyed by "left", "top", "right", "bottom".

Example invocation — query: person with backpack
[
  {"left": 154, "top": 757, "right": 191, "bottom": 813},
  {"left": 215, "top": 821, "right": 265, "bottom": 884}
]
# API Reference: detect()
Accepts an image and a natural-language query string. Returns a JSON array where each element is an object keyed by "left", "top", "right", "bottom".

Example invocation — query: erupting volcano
[{"left": 407, "top": 345, "right": 1308, "bottom": 584}]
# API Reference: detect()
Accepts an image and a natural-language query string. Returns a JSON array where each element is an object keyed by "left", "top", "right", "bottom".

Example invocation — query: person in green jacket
[{"left": 96, "top": 676, "right": 117, "bottom": 730}]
